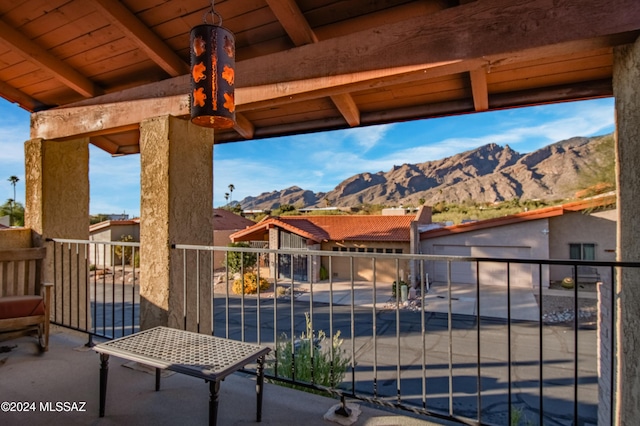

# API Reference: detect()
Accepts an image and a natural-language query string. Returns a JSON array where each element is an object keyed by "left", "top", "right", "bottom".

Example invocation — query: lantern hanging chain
[{"left": 203, "top": 0, "right": 222, "bottom": 26}]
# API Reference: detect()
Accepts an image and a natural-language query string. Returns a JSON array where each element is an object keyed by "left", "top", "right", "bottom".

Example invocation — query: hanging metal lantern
[{"left": 190, "top": 5, "right": 235, "bottom": 129}]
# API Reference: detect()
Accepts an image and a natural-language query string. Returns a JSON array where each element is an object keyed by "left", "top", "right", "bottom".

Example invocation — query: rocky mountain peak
[{"left": 238, "top": 134, "right": 613, "bottom": 210}]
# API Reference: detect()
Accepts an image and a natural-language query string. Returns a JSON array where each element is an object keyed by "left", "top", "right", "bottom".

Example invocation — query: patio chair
[{"left": 0, "top": 247, "right": 52, "bottom": 352}]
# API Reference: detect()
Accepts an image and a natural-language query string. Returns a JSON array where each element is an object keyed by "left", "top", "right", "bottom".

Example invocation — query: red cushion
[{"left": 0, "top": 296, "right": 45, "bottom": 320}]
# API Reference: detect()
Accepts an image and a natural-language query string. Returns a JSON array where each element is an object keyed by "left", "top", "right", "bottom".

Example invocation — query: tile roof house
[
  {"left": 230, "top": 207, "right": 432, "bottom": 283},
  {"left": 420, "top": 195, "right": 617, "bottom": 288},
  {"left": 89, "top": 210, "right": 255, "bottom": 267}
]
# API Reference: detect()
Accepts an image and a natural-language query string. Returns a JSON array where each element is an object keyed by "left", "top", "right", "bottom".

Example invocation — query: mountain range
[{"left": 238, "top": 134, "right": 614, "bottom": 210}]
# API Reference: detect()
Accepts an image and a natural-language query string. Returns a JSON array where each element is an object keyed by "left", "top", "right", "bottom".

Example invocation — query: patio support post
[
  {"left": 24, "top": 137, "right": 90, "bottom": 328},
  {"left": 139, "top": 115, "right": 214, "bottom": 333},
  {"left": 613, "top": 34, "right": 640, "bottom": 425}
]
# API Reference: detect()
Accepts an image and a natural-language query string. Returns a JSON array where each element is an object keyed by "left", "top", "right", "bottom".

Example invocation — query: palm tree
[
  {"left": 7, "top": 176, "right": 18, "bottom": 226},
  {"left": 228, "top": 184, "right": 235, "bottom": 204},
  {"left": 224, "top": 192, "right": 230, "bottom": 205}
]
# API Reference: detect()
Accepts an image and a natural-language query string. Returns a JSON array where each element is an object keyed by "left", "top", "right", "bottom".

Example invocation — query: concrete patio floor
[{"left": 0, "top": 327, "right": 456, "bottom": 426}]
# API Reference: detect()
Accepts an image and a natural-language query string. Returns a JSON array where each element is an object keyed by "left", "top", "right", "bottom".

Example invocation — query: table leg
[
  {"left": 209, "top": 380, "right": 220, "bottom": 426},
  {"left": 256, "top": 355, "right": 265, "bottom": 422},
  {"left": 99, "top": 353, "right": 109, "bottom": 417},
  {"left": 155, "top": 368, "right": 161, "bottom": 391}
]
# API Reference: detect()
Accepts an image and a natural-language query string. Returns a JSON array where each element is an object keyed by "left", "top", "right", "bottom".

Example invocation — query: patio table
[{"left": 93, "top": 326, "right": 271, "bottom": 426}]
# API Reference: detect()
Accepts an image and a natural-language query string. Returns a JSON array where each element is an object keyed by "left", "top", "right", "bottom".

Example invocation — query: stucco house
[
  {"left": 420, "top": 195, "right": 616, "bottom": 288},
  {"left": 89, "top": 209, "right": 255, "bottom": 267},
  {"left": 89, "top": 218, "right": 140, "bottom": 266},
  {"left": 230, "top": 207, "right": 432, "bottom": 283}
]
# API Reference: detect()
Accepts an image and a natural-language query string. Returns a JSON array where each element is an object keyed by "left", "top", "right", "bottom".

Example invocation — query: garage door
[
  {"left": 432, "top": 245, "right": 473, "bottom": 283},
  {"left": 472, "top": 246, "right": 532, "bottom": 288},
  {"left": 432, "top": 245, "right": 531, "bottom": 286}
]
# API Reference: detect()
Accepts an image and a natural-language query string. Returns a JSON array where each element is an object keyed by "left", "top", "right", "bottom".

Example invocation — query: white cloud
[{"left": 342, "top": 123, "right": 394, "bottom": 151}]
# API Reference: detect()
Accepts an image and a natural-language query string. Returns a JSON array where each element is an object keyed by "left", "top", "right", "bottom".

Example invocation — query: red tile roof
[
  {"left": 230, "top": 214, "right": 416, "bottom": 243},
  {"left": 421, "top": 194, "right": 616, "bottom": 238},
  {"left": 212, "top": 209, "right": 255, "bottom": 230}
]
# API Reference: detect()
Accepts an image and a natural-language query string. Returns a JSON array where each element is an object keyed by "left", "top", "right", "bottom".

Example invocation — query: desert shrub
[
  {"left": 232, "top": 272, "right": 270, "bottom": 295},
  {"left": 268, "top": 313, "right": 349, "bottom": 392},
  {"left": 319, "top": 264, "right": 329, "bottom": 280},
  {"left": 114, "top": 234, "right": 134, "bottom": 265},
  {"left": 225, "top": 242, "right": 256, "bottom": 274},
  {"left": 392, "top": 279, "right": 407, "bottom": 298}
]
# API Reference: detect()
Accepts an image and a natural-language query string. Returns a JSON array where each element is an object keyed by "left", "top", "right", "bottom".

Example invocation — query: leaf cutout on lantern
[
  {"left": 192, "top": 62, "right": 206, "bottom": 83},
  {"left": 222, "top": 65, "right": 234, "bottom": 85},
  {"left": 193, "top": 88, "right": 206, "bottom": 107},
  {"left": 224, "top": 35, "right": 234, "bottom": 58},
  {"left": 193, "top": 36, "right": 206, "bottom": 56},
  {"left": 223, "top": 92, "right": 235, "bottom": 112}
]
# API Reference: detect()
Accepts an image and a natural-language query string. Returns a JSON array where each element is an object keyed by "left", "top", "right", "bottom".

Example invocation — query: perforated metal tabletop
[
  {"left": 94, "top": 326, "right": 270, "bottom": 380},
  {"left": 93, "top": 326, "right": 271, "bottom": 425}
]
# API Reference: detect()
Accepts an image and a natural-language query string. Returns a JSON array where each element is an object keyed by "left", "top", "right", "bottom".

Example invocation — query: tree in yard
[
  {"left": 1, "top": 199, "right": 24, "bottom": 226},
  {"left": 228, "top": 183, "right": 235, "bottom": 204},
  {"left": 7, "top": 175, "right": 18, "bottom": 226}
]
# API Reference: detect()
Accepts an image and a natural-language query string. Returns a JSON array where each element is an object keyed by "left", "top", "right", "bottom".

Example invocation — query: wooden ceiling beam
[
  {"left": 90, "top": 0, "right": 189, "bottom": 77},
  {"left": 233, "top": 113, "right": 255, "bottom": 139},
  {"left": 265, "top": 0, "right": 318, "bottom": 45},
  {"left": 213, "top": 79, "right": 613, "bottom": 144},
  {"left": 267, "top": 0, "right": 361, "bottom": 127},
  {"left": 33, "top": 62, "right": 446, "bottom": 140},
  {"left": 237, "top": 0, "right": 640, "bottom": 87},
  {"left": 0, "top": 18, "right": 99, "bottom": 98},
  {"left": 330, "top": 93, "right": 361, "bottom": 126},
  {"left": 0, "top": 80, "right": 48, "bottom": 112},
  {"left": 469, "top": 67, "right": 489, "bottom": 111}
]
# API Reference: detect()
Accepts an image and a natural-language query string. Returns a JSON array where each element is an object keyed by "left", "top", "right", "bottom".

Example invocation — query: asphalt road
[{"left": 80, "top": 284, "right": 596, "bottom": 426}]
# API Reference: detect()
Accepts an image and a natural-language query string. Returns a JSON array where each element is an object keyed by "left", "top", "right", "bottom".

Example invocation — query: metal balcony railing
[{"left": 47, "top": 238, "right": 636, "bottom": 426}]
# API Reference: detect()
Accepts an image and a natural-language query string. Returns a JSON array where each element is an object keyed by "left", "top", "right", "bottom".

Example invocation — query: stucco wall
[
  {"left": 421, "top": 219, "right": 550, "bottom": 288},
  {"left": 0, "top": 228, "right": 33, "bottom": 249},
  {"left": 139, "top": 116, "right": 213, "bottom": 333},
  {"left": 613, "top": 36, "right": 640, "bottom": 424},
  {"left": 89, "top": 224, "right": 141, "bottom": 266},
  {"left": 548, "top": 210, "right": 616, "bottom": 283},
  {"left": 321, "top": 241, "right": 411, "bottom": 283},
  {"left": 213, "top": 229, "right": 237, "bottom": 270}
]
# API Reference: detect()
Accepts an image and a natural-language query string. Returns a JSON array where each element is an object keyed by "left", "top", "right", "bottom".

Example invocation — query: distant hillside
[{"left": 238, "top": 134, "right": 614, "bottom": 210}]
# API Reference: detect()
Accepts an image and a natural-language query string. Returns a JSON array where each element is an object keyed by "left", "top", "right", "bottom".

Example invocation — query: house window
[{"left": 569, "top": 243, "right": 595, "bottom": 260}]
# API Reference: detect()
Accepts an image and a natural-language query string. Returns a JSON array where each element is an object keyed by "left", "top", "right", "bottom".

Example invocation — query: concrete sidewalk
[
  {"left": 296, "top": 280, "right": 542, "bottom": 321},
  {"left": 0, "top": 328, "right": 455, "bottom": 426}
]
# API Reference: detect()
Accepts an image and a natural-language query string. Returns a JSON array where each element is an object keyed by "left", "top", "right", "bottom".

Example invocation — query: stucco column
[
  {"left": 139, "top": 116, "right": 213, "bottom": 334},
  {"left": 24, "top": 137, "right": 90, "bottom": 328},
  {"left": 613, "top": 35, "right": 640, "bottom": 425}
]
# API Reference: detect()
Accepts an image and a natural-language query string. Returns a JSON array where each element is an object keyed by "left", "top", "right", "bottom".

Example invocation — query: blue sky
[{"left": 0, "top": 97, "right": 615, "bottom": 217}]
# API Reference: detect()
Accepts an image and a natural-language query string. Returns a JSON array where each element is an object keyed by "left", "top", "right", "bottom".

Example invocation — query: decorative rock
[{"left": 323, "top": 402, "right": 361, "bottom": 425}]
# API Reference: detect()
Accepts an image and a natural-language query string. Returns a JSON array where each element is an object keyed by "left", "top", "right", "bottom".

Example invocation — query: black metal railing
[
  {"left": 48, "top": 238, "right": 140, "bottom": 342},
  {"left": 48, "top": 239, "right": 637, "bottom": 425}
]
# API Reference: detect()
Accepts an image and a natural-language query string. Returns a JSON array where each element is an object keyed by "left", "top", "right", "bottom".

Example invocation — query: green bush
[
  {"left": 319, "top": 264, "right": 329, "bottom": 280},
  {"left": 224, "top": 242, "right": 256, "bottom": 274},
  {"left": 114, "top": 234, "right": 134, "bottom": 265},
  {"left": 232, "top": 272, "right": 270, "bottom": 295},
  {"left": 392, "top": 279, "right": 407, "bottom": 298},
  {"left": 268, "top": 313, "right": 350, "bottom": 391}
]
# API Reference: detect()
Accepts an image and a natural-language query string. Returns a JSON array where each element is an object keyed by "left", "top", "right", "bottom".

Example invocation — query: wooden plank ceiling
[{"left": 0, "top": 0, "right": 638, "bottom": 155}]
